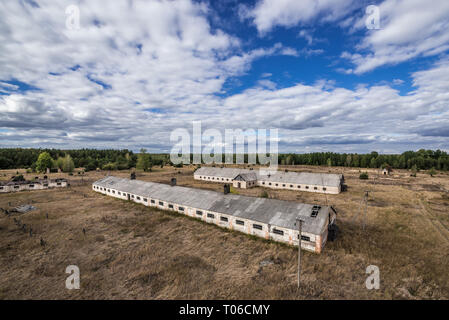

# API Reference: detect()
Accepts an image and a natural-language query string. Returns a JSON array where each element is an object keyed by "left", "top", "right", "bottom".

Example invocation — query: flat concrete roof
[{"left": 94, "top": 176, "right": 331, "bottom": 235}]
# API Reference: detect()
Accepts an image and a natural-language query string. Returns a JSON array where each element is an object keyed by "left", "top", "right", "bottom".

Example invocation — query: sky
[{"left": 0, "top": 0, "right": 448, "bottom": 154}]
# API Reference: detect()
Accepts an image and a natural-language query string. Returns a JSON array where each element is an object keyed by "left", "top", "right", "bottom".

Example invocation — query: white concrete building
[
  {"left": 0, "top": 178, "right": 68, "bottom": 193},
  {"left": 194, "top": 167, "right": 344, "bottom": 194},
  {"left": 92, "top": 176, "right": 338, "bottom": 253}
]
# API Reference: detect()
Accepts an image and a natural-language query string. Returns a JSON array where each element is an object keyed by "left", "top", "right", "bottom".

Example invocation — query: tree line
[
  {"left": 0, "top": 148, "right": 447, "bottom": 172},
  {"left": 277, "top": 150, "right": 449, "bottom": 171}
]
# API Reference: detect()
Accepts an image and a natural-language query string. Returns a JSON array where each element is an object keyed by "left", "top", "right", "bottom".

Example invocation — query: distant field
[{"left": 0, "top": 165, "right": 448, "bottom": 299}]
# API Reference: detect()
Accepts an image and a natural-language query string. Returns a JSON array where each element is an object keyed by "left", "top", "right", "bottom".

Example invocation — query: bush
[
  {"left": 85, "top": 161, "right": 97, "bottom": 172},
  {"left": 102, "top": 162, "right": 117, "bottom": 171},
  {"left": 26, "top": 168, "right": 33, "bottom": 173},
  {"left": 359, "top": 172, "right": 369, "bottom": 180},
  {"left": 12, "top": 175, "right": 25, "bottom": 182}
]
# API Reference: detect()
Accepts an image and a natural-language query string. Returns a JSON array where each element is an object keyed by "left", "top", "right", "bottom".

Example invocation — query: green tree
[
  {"left": 359, "top": 172, "right": 369, "bottom": 180},
  {"left": 345, "top": 154, "right": 352, "bottom": 167},
  {"left": 62, "top": 155, "right": 75, "bottom": 173},
  {"left": 35, "top": 152, "right": 54, "bottom": 173},
  {"left": 327, "top": 158, "right": 332, "bottom": 167},
  {"left": 55, "top": 157, "right": 64, "bottom": 170},
  {"left": 429, "top": 167, "right": 436, "bottom": 177},
  {"left": 136, "top": 148, "right": 151, "bottom": 171},
  {"left": 411, "top": 164, "right": 418, "bottom": 177}
]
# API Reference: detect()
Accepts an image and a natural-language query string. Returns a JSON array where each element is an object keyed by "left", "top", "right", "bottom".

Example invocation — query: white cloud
[
  {"left": 241, "top": 0, "right": 357, "bottom": 34},
  {"left": 0, "top": 0, "right": 448, "bottom": 152},
  {"left": 343, "top": 0, "right": 449, "bottom": 73}
]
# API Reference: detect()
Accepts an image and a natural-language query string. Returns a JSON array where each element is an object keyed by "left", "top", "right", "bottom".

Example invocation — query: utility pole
[
  {"left": 296, "top": 217, "right": 304, "bottom": 288},
  {"left": 363, "top": 191, "right": 370, "bottom": 231}
]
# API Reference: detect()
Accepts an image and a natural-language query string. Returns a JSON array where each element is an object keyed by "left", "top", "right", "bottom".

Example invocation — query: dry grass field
[{"left": 0, "top": 165, "right": 448, "bottom": 299}]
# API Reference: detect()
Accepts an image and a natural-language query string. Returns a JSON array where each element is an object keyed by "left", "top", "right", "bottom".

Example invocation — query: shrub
[
  {"left": 12, "top": 175, "right": 25, "bottom": 182},
  {"left": 102, "top": 162, "right": 117, "bottom": 171},
  {"left": 359, "top": 172, "right": 369, "bottom": 180}
]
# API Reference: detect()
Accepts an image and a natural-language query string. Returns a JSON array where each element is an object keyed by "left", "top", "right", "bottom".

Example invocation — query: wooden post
[
  {"left": 363, "top": 191, "right": 370, "bottom": 231},
  {"left": 296, "top": 218, "right": 304, "bottom": 288}
]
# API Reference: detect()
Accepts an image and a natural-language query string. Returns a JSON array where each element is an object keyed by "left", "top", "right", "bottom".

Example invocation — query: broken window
[
  {"left": 220, "top": 216, "right": 228, "bottom": 222},
  {"left": 179, "top": 207, "right": 184, "bottom": 211},
  {"left": 159, "top": 201, "right": 164, "bottom": 206},
  {"left": 323, "top": 187, "right": 327, "bottom": 191},
  {"left": 207, "top": 213, "right": 214, "bottom": 219},
  {"left": 143, "top": 198, "right": 147, "bottom": 202},
  {"left": 196, "top": 210, "right": 203, "bottom": 215},
  {"left": 168, "top": 204, "right": 174, "bottom": 209},
  {"left": 151, "top": 199, "right": 155, "bottom": 204},
  {"left": 253, "top": 224, "right": 263, "bottom": 230},
  {"left": 314, "top": 187, "right": 318, "bottom": 190},
  {"left": 272, "top": 228, "right": 284, "bottom": 236},
  {"left": 236, "top": 220, "right": 244, "bottom": 226},
  {"left": 299, "top": 235, "right": 310, "bottom": 241},
  {"left": 311, "top": 205, "right": 321, "bottom": 218}
]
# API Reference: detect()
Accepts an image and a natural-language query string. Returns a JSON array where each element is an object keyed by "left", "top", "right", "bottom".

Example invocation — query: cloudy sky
[{"left": 0, "top": 0, "right": 448, "bottom": 153}]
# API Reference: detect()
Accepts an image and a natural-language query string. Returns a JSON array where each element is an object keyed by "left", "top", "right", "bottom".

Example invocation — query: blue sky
[{"left": 0, "top": 0, "right": 448, "bottom": 153}]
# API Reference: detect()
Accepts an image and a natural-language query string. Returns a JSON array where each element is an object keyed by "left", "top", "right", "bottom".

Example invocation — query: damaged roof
[{"left": 93, "top": 176, "right": 331, "bottom": 235}]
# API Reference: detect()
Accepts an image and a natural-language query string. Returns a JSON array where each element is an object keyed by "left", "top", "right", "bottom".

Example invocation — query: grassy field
[{"left": 0, "top": 165, "right": 448, "bottom": 299}]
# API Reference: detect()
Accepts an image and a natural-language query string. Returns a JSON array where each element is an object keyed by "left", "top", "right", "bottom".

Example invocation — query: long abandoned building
[
  {"left": 93, "top": 176, "right": 338, "bottom": 253},
  {"left": 0, "top": 178, "right": 68, "bottom": 193},
  {"left": 194, "top": 167, "right": 344, "bottom": 194}
]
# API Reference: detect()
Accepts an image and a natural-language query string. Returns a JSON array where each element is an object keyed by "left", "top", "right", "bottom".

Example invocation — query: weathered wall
[{"left": 93, "top": 183, "right": 323, "bottom": 253}]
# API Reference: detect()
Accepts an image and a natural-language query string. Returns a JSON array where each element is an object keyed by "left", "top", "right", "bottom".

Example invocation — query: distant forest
[
  {"left": 0, "top": 148, "right": 168, "bottom": 171},
  {"left": 0, "top": 148, "right": 448, "bottom": 171}
]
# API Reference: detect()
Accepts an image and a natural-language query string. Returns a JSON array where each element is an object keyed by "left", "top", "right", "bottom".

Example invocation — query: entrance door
[
  {"left": 238, "top": 182, "right": 241, "bottom": 188},
  {"left": 127, "top": 194, "right": 130, "bottom": 201}
]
